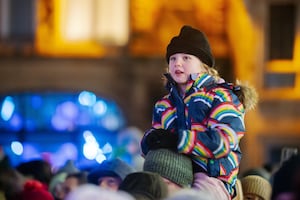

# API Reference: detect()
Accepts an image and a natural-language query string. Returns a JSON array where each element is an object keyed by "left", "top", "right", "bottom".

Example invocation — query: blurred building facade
[{"left": 0, "top": 0, "right": 300, "bottom": 172}]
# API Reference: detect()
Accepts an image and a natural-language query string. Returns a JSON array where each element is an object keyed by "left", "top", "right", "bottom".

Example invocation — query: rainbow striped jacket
[{"left": 151, "top": 73, "right": 245, "bottom": 197}]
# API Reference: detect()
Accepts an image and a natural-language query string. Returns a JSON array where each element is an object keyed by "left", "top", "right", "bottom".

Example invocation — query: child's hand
[{"left": 141, "top": 129, "right": 179, "bottom": 155}]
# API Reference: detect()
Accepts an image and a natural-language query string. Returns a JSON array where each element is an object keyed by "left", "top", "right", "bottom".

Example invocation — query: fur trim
[{"left": 235, "top": 80, "right": 258, "bottom": 112}]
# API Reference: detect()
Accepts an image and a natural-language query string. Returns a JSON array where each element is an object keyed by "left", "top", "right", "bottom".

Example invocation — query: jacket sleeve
[
  {"left": 177, "top": 87, "right": 245, "bottom": 159},
  {"left": 151, "top": 97, "right": 176, "bottom": 130}
]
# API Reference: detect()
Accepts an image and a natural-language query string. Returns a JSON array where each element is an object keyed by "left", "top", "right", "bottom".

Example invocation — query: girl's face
[{"left": 168, "top": 53, "right": 206, "bottom": 86}]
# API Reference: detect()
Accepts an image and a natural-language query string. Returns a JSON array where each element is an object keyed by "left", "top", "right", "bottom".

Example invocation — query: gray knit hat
[
  {"left": 87, "top": 158, "right": 136, "bottom": 185},
  {"left": 143, "top": 149, "right": 193, "bottom": 188}
]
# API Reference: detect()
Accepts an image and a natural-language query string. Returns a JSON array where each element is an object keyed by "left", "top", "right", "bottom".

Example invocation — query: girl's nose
[{"left": 174, "top": 57, "right": 182, "bottom": 66}]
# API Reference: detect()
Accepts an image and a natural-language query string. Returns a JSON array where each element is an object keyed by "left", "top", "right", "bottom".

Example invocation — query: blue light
[
  {"left": 93, "top": 100, "right": 107, "bottom": 116},
  {"left": 83, "top": 130, "right": 98, "bottom": 144},
  {"left": 83, "top": 130, "right": 99, "bottom": 160},
  {"left": 31, "top": 95, "right": 43, "bottom": 109},
  {"left": 22, "top": 144, "right": 41, "bottom": 161},
  {"left": 1, "top": 96, "right": 15, "bottom": 121},
  {"left": 9, "top": 114, "right": 23, "bottom": 131},
  {"left": 83, "top": 143, "right": 99, "bottom": 160},
  {"left": 102, "top": 143, "right": 113, "bottom": 154},
  {"left": 59, "top": 143, "right": 78, "bottom": 160},
  {"left": 59, "top": 101, "right": 79, "bottom": 120},
  {"left": 78, "top": 91, "right": 97, "bottom": 106},
  {"left": 51, "top": 114, "right": 70, "bottom": 131},
  {"left": 95, "top": 153, "right": 106, "bottom": 164},
  {"left": 101, "top": 114, "right": 121, "bottom": 131},
  {"left": 11, "top": 141, "right": 23, "bottom": 155}
]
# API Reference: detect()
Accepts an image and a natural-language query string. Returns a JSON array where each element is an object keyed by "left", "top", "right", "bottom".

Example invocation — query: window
[
  {"left": 269, "top": 4, "right": 296, "bottom": 60},
  {"left": 263, "top": 3, "right": 300, "bottom": 98},
  {"left": 0, "top": 0, "right": 129, "bottom": 57}
]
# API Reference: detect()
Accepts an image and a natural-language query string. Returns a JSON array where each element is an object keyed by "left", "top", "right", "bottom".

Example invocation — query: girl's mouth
[{"left": 175, "top": 70, "right": 183, "bottom": 74}]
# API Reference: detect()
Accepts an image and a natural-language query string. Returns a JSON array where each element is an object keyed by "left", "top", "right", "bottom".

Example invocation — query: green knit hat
[{"left": 143, "top": 149, "right": 193, "bottom": 188}]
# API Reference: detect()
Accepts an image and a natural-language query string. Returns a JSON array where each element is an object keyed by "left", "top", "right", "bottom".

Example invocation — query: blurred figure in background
[
  {"left": 164, "top": 188, "right": 214, "bottom": 200},
  {"left": 119, "top": 171, "right": 168, "bottom": 200},
  {"left": 115, "top": 126, "right": 145, "bottom": 171},
  {"left": 0, "top": 167, "right": 25, "bottom": 200},
  {"left": 65, "top": 184, "right": 134, "bottom": 200},
  {"left": 49, "top": 172, "right": 67, "bottom": 200},
  {"left": 241, "top": 175, "right": 272, "bottom": 200},
  {"left": 18, "top": 179, "right": 54, "bottom": 200},
  {"left": 49, "top": 159, "right": 80, "bottom": 200},
  {"left": 62, "top": 171, "right": 88, "bottom": 199},
  {"left": 16, "top": 159, "right": 53, "bottom": 189},
  {"left": 232, "top": 179, "right": 243, "bottom": 200},
  {"left": 271, "top": 154, "right": 300, "bottom": 200},
  {"left": 87, "top": 158, "right": 136, "bottom": 191}
]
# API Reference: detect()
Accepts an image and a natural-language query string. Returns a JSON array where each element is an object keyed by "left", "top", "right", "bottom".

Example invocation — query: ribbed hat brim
[{"left": 143, "top": 149, "right": 193, "bottom": 187}]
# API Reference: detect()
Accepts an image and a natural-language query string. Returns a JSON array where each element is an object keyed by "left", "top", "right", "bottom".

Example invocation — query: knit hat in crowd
[
  {"left": 143, "top": 149, "right": 193, "bottom": 188},
  {"left": 65, "top": 184, "right": 134, "bottom": 200},
  {"left": 241, "top": 175, "right": 272, "bottom": 200},
  {"left": 20, "top": 180, "right": 54, "bottom": 200},
  {"left": 166, "top": 25, "right": 215, "bottom": 67},
  {"left": 119, "top": 171, "right": 168, "bottom": 200},
  {"left": 87, "top": 158, "right": 136, "bottom": 185}
]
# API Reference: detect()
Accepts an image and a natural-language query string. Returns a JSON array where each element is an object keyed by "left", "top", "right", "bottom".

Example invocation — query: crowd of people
[
  {"left": 0, "top": 148, "right": 299, "bottom": 200},
  {"left": 0, "top": 25, "right": 299, "bottom": 200}
]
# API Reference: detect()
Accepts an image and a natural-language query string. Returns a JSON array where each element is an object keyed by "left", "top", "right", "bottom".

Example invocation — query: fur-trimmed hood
[{"left": 234, "top": 80, "right": 258, "bottom": 112}]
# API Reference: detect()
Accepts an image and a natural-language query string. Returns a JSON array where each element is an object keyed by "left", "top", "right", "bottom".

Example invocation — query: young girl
[{"left": 141, "top": 25, "right": 258, "bottom": 199}]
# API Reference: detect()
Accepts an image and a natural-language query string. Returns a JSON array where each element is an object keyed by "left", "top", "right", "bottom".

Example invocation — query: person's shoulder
[
  {"left": 154, "top": 94, "right": 172, "bottom": 106},
  {"left": 202, "top": 82, "right": 232, "bottom": 94}
]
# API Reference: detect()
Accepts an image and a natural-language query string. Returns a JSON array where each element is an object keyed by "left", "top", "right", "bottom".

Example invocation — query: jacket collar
[{"left": 164, "top": 73, "right": 215, "bottom": 95}]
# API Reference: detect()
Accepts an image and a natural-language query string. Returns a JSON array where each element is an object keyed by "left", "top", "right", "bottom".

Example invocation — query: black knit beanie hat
[
  {"left": 166, "top": 25, "right": 215, "bottom": 67},
  {"left": 143, "top": 149, "right": 193, "bottom": 188}
]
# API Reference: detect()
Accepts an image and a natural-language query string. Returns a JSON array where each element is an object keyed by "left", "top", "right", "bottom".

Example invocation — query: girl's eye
[
  {"left": 170, "top": 56, "right": 176, "bottom": 61},
  {"left": 183, "top": 56, "right": 191, "bottom": 60}
]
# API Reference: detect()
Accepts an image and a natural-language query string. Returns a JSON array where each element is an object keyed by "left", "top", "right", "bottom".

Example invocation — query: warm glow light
[
  {"left": 35, "top": 0, "right": 129, "bottom": 57},
  {"left": 95, "top": 0, "right": 129, "bottom": 46},
  {"left": 61, "top": 0, "right": 94, "bottom": 41}
]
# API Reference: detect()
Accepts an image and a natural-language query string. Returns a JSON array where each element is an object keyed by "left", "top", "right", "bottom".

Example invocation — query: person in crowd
[
  {"left": 232, "top": 179, "right": 243, "bottom": 200},
  {"left": 0, "top": 167, "right": 25, "bottom": 200},
  {"left": 55, "top": 160, "right": 80, "bottom": 175},
  {"left": 62, "top": 171, "right": 88, "bottom": 198},
  {"left": 115, "top": 126, "right": 145, "bottom": 171},
  {"left": 0, "top": 146, "right": 12, "bottom": 171},
  {"left": 87, "top": 158, "right": 136, "bottom": 191},
  {"left": 49, "top": 160, "right": 81, "bottom": 200},
  {"left": 242, "top": 167, "right": 272, "bottom": 182},
  {"left": 271, "top": 154, "right": 300, "bottom": 200},
  {"left": 16, "top": 159, "right": 53, "bottom": 189},
  {"left": 64, "top": 184, "right": 134, "bottom": 200},
  {"left": 119, "top": 171, "right": 168, "bottom": 200},
  {"left": 241, "top": 175, "right": 272, "bottom": 200},
  {"left": 141, "top": 25, "right": 258, "bottom": 199},
  {"left": 49, "top": 172, "right": 67, "bottom": 200},
  {"left": 18, "top": 179, "right": 55, "bottom": 200},
  {"left": 164, "top": 188, "right": 214, "bottom": 200},
  {"left": 143, "top": 148, "right": 193, "bottom": 195}
]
